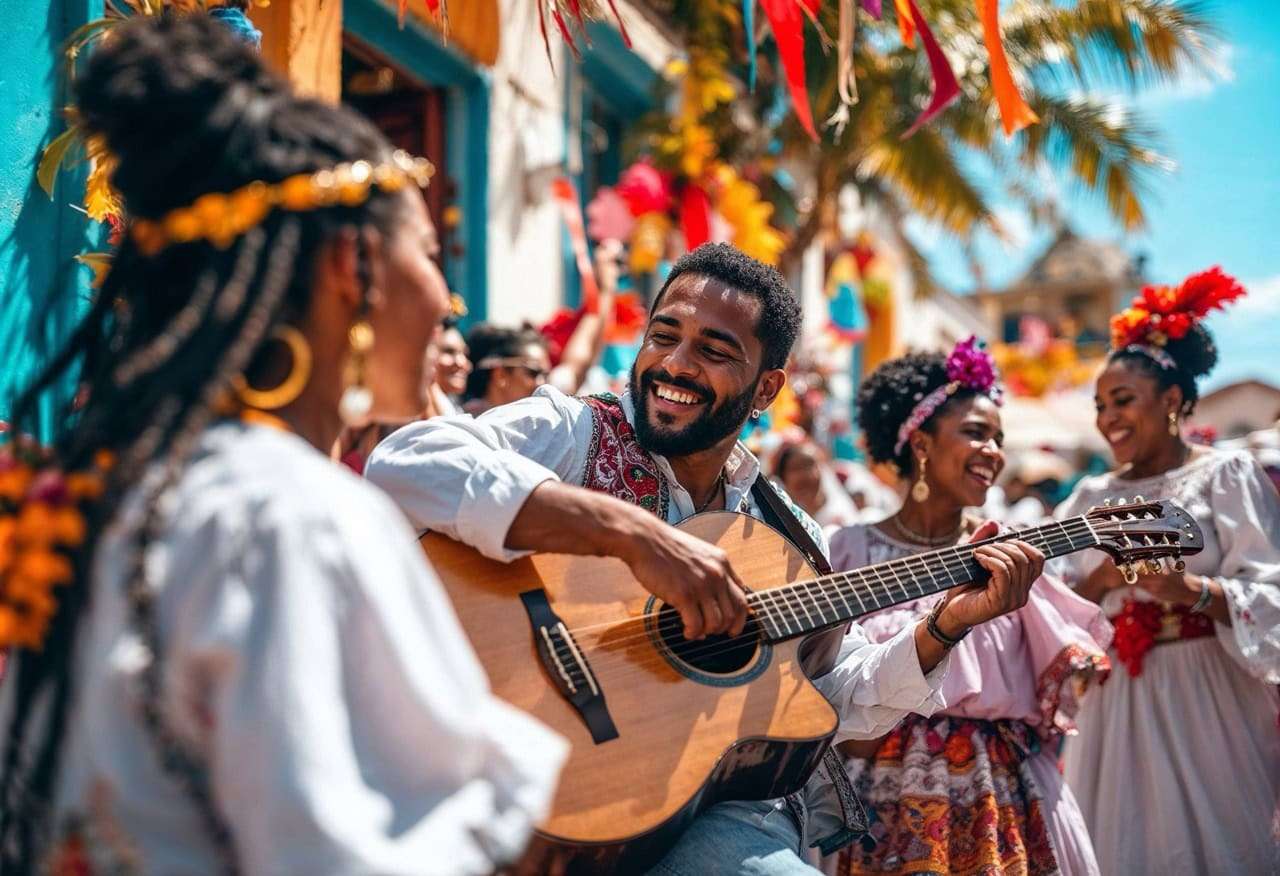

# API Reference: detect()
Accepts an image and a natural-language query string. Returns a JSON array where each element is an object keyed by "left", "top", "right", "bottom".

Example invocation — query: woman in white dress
[
  {"left": 1054, "top": 268, "right": 1280, "bottom": 874},
  {"left": 0, "top": 15, "right": 565, "bottom": 874}
]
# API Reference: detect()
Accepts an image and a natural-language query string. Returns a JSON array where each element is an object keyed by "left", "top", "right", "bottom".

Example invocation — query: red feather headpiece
[{"left": 1110, "top": 266, "right": 1246, "bottom": 350}]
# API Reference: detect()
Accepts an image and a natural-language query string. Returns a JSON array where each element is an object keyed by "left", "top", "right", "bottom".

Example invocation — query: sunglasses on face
[{"left": 476, "top": 356, "right": 549, "bottom": 383}]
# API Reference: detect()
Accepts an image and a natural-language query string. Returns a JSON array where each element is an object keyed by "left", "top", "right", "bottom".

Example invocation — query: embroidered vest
[{"left": 580, "top": 394, "right": 670, "bottom": 519}]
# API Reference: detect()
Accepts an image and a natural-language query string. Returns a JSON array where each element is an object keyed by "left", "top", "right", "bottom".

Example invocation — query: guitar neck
[{"left": 749, "top": 515, "right": 1099, "bottom": 642}]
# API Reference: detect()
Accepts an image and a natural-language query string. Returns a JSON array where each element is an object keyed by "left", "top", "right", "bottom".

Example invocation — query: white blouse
[
  {"left": 31, "top": 421, "right": 567, "bottom": 874},
  {"left": 1054, "top": 448, "right": 1280, "bottom": 683}
]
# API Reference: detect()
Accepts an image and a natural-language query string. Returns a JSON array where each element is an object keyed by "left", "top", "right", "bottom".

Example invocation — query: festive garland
[{"left": 0, "top": 442, "right": 113, "bottom": 650}]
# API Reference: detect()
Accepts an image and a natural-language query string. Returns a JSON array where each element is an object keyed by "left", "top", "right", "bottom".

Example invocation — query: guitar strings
[
  {"left": 552, "top": 518, "right": 1094, "bottom": 664},
  {"left": 542, "top": 520, "right": 1104, "bottom": 687},
  {"left": 555, "top": 516, "right": 1094, "bottom": 645}
]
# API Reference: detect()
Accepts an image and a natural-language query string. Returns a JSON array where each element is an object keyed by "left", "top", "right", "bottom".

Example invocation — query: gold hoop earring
[
  {"left": 232, "top": 325, "right": 312, "bottom": 410},
  {"left": 1168, "top": 409, "right": 1180, "bottom": 436},
  {"left": 911, "top": 455, "right": 931, "bottom": 502},
  {"left": 339, "top": 320, "right": 375, "bottom": 426}
]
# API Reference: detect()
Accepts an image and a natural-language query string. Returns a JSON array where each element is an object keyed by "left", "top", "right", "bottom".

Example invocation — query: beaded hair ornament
[
  {"left": 1109, "top": 266, "right": 1245, "bottom": 370},
  {"left": 130, "top": 150, "right": 435, "bottom": 256},
  {"left": 894, "top": 336, "right": 1004, "bottom": 455}
]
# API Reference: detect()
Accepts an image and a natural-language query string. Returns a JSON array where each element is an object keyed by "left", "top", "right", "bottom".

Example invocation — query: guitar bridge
[{"left": 520, "top": 589, "right": 619, "bottom": 744}]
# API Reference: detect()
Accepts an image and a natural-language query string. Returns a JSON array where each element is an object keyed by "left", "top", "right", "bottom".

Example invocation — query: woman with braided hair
[
  {"left": 0, "top": 14, "right": 564, "bottom": 874},
  {"left": 824, "top": 339, "right": 1109, "bottom": 876},
  {"left": 1054, "top": 269, "right": 1280, "bottom": 874}
]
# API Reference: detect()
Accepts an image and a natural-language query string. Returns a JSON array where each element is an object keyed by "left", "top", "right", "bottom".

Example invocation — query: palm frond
[
  {"left": 858, "top": 127, "right": 995, "bottom": 239},
  {"left": 1020, "top": 93, "right": 1171, "bottom": 230},
  {"left": 1004, "top": 0, "right": 1219, "bottom": 90}
]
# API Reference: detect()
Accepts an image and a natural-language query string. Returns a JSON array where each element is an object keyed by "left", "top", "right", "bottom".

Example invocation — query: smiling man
[{"left": 365, "top": 243, "right": 1042, "bottom": 874}]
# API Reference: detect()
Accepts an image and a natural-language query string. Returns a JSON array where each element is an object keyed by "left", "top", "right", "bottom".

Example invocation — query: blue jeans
[{"left": 646, "top": 800, "right": 820, "bottom": 876}]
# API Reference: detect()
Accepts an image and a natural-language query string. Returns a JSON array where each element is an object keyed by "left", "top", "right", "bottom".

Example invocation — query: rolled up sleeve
[
  {"left": 815, "top": 623, "right": 950, "bottom": 744},
  {"left": 365, "top": 388, "right": 593, "bottom": 563}
]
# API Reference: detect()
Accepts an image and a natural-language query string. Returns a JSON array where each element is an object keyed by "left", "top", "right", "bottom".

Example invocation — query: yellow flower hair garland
[{"left": 130, "top": 151, "right": 435, "bottom": 256}]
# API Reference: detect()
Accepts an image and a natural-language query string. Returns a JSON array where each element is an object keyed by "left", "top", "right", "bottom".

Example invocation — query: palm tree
[{"left": 634, "top": 0, "right": 1218, "bottom": 290}]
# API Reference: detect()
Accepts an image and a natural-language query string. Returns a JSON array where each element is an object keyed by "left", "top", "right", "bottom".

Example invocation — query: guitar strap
[{"left": 750, "top": 476, "right": 869, "bottom": 854}]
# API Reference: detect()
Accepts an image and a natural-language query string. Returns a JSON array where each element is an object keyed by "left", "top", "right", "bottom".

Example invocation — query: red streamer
[
  {"left": 761, "top": 0, "right": 818, "bottom": 141},
  {"left": 900, "top": 0, "right": 959, "bottom": 138}
]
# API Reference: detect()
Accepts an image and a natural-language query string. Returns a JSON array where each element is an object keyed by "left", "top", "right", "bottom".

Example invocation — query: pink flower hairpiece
[{"left": 893, "top": 336, "right": 1003, "bottom": 455}]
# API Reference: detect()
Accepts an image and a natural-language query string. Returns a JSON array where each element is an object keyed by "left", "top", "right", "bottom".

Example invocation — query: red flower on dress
[{"left": 1111, "top": 600, "right": 1162, "bottom": 677}]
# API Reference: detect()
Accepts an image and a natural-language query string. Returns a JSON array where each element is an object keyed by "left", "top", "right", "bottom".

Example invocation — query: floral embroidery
[
  {"left": 836, "top": 715, "right": 1059, "bottom": 876},
  {"left": 1035, "top": 643, "right": 1110, "bottom": 737},
  {"left": 581, "top": 394, "right": 669, "bottom": 519}
]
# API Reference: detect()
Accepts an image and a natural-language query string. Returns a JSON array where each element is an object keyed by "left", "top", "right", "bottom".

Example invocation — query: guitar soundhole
[{"left": 655, "top": 606, "right": 761, "bottom": 675}]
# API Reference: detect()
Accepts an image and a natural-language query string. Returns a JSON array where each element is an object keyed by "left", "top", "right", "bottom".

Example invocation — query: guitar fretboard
[{"left": 747, "top": 516, "right": 1098, "bottom": 642}]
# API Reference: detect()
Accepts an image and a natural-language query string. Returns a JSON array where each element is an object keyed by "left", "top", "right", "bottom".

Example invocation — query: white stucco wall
[{"left": 482, "top": 0, "right": 678, "bottom": 328}]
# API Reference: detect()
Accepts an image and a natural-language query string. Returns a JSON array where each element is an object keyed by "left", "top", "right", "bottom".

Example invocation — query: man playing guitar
[{"left": 366, "top": 243, "right": 1044, "bottom": 874}]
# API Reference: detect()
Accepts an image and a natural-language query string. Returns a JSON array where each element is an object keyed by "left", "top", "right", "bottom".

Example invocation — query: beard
[{"left": 630, "top": 365, "right": 757, "bottom": 457}]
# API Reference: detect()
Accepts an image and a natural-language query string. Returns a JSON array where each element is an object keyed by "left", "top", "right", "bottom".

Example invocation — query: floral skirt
[{"left": 834, "top": 716, "right": 1059, "bottom": 876}]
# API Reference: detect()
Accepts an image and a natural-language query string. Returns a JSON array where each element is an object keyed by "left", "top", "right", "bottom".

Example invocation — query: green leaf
[{"left": 36, "top": 123, "right": 83, "bottom": 198}]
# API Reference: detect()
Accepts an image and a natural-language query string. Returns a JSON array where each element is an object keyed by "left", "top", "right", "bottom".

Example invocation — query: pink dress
[{"left": 823, "top": 523, "right": 1111, "bottom": 876}]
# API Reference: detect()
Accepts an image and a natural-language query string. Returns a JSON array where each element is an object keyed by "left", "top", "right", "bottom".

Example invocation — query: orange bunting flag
[
  {"left": 761, "top": 0, "right": 819, "bottom": 141},
  {"left": 900, "top": 0, "right": 959, "bottom": 138},
  {"left": 892, "top": 0, "right": 915, "bottom": 48},
  {"left": 977, "top": 0, "right": 1038, "bottom": 136}
]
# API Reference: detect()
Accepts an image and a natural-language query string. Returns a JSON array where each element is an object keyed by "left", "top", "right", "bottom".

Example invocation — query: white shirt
[
  {"left": 366, "top": 386, "right": 949, "bottom": 845},
  {"left": 26, "top": 422, "right": 567, "bottom": 874}
]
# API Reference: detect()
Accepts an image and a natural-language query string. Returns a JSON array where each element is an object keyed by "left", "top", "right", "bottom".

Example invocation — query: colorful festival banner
[{"left": 977, "top": 0, "right": 1038, "bottom": 136}]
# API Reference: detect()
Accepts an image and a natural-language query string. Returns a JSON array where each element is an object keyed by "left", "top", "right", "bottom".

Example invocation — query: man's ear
[{"left": 753, "top": 368, "right": 787, "bottom": 411}]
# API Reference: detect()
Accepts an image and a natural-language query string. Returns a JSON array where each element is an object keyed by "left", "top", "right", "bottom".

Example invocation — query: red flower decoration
[
  {"left": 1111, "top": 600, "right": 1162, "bottom": 677},
  {"left": 1110, "top": 266, "right": 1246, "bottom": 350}
]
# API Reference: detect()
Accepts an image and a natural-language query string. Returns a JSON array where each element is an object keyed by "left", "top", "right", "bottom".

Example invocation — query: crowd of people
[{"left": 0, "top": 13, "right": 1277, "bottom": 876}]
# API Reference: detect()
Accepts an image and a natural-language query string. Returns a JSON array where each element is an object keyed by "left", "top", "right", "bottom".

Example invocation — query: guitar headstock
[{"left": 1085, "top": 497, "right": 1204, "bottom": 583}]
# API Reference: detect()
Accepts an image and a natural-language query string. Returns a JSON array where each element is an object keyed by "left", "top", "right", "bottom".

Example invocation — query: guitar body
[{"left": 422, "top": 511, "right": 838, "bottom": 872}]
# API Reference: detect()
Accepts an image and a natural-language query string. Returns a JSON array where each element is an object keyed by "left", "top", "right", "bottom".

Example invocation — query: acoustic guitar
[{"left": 422, "top": 499, "right": 1202, "bottom": 872}]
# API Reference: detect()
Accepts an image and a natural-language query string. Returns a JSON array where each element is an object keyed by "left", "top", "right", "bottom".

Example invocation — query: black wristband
[{"left": 927, "top": 600, "right": 971, "bottom": 649}]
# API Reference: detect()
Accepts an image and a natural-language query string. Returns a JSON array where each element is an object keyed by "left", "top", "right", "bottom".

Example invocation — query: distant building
[
  {"left": 1189, "top": 380, "right": 1280, "bottom": 439},
  {"left": 973, "top": 227, "right": 1143, "bottom": 357}
]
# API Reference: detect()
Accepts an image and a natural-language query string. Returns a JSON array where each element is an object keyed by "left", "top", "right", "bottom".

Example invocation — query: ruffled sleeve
[{"left": 1207, "top": 452, "right": 1280, "bottom": 683}]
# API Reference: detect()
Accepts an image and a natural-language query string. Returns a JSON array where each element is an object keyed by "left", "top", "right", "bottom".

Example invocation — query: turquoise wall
[{"left": 0, "top": 1, "right": 100, "bottom": 440}]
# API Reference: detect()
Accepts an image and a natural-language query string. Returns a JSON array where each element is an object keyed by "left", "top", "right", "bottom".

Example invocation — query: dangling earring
[
  {"left": 232, "top": 325, "right": 312, "bottom": 410},
  {"left": 339, "top": 319, "right": 375, "bottom": 426},
  {"left": 1168, "top": 409, "right": 1180, "bottom": 437},
  {"left": 911, "top": 455, "right": 931, "bottom": 502}
]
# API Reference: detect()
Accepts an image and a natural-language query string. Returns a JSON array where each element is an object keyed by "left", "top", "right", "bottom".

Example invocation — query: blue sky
[{"left": 912, "top": 1, "right": 1279, "bottom": 391}]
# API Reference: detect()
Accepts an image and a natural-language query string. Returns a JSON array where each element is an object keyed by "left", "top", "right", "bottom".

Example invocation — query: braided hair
[
  {"left": 1108, "top": 324, "right": 1218, "bottom": 414},
  {"left": 1, "top": 14, "right": 406, "bottom": 870},
  {"left": 856, "top": 352, "right": 982, "bottom": 476}
]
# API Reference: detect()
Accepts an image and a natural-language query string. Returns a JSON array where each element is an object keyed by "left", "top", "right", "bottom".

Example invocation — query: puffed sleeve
[
  {"left": 1207, "top": 453, "right": 1280, "bottom": 683},
  {"left": 170, "top": 483, "right": 569, "bottom": 874},
  {"left": 365, "top": 386, "right": 594, "bottom": 562}
]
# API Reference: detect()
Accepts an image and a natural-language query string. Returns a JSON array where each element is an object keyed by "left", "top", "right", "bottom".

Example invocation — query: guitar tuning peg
[
  {"left": 1102, "top": 498, "right": 1113, "bottom": 507},
  {"left": 1121, "top": 563, "right": 1139, "bottom": 585},
  {"left": 1134, "top": 494, "right": 1145, "bottom": 503},
  {"left": 1173, "top": 557, "right": 1186, "bottom": 573},
  {"left": 1144, "top": 559, "right": 1164, "bottom": 575}
]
